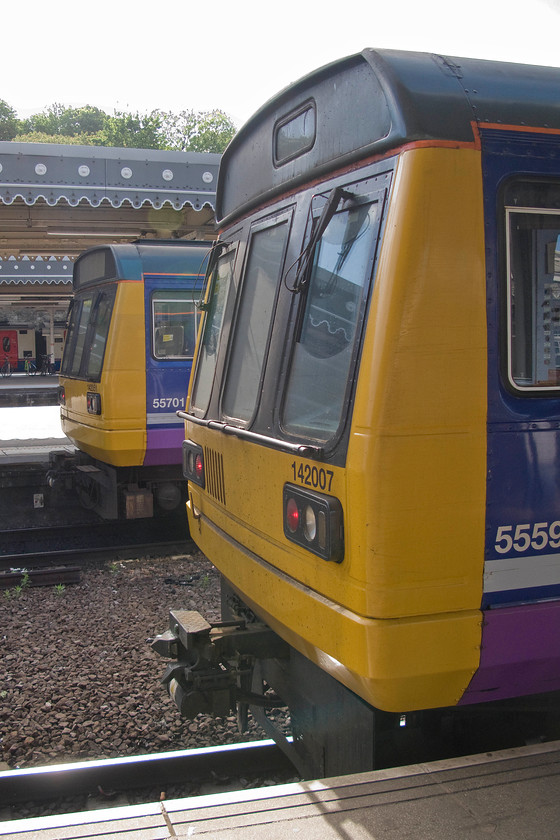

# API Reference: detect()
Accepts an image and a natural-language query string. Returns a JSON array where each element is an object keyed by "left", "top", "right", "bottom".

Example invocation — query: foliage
[
  {"left": 158, "top": 109, "right": 236, "bottom": 153},
  {"left": 101, "top": 109, "right": 165, "bottom": 149},
  {"left": 0, "top": 99, "right": 19, "bottom": 141},
  {"left": 0, "top": 99, "right": 237, "bottom": 152},
  {"left": 2, "top": 570, "right": 30, "bottom": 599},
  {"left": 14, "top": 131, "right": 105, "bottom": 146},
  {"left": 21, "top": 103, "right": 106, "bottom": 138}
]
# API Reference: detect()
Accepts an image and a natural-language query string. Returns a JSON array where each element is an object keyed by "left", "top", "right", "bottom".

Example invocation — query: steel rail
[
  {"left": 0, "top": 539, "right": 193, "bottom": 569},
  {"left": 0, "top": 519, "right": 194, "bottom": 568},
  {"left": 0, "top": 564, "right": 81, "bottom": 589},
  {"left": 0, "top": 740, "right": 295, "bottom": 808}
]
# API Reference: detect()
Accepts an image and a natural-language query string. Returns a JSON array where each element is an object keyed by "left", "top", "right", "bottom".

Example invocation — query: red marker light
[
  {"left": 283, "top": 483, "right": 344, "bottom": 563},
  {"left": 286, "top": 497, "right": 299, "bottom": 533},
  {"left": 195, "top": 453, "right": 204, "bottom": 480},
  {"left": 182, "top": 441, "right": 205, "bottom": 488},
  {"left": 86, "top": 392, "right": 101, "bottom": 415}
]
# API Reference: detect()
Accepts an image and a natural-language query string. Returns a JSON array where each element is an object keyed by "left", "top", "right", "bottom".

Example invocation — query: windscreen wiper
[{"left": 284, "top": 186, "right": 353, "bottom": 294}]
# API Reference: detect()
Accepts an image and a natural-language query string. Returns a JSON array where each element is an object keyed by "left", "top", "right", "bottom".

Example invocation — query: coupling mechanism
[{"left": 151, "top": 609, "right": 288, "bottom": 722}]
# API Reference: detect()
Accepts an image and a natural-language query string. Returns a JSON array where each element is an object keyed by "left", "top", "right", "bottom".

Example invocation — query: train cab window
[
  {"left": 152, "top": 291, "right": 200, "bottom": 359},
  {"left": 68, "top": 297, "right": 93, "bottom": 376},
  {"left": 85, "top": 291, "right": 114, "bottom": 378},
  {"left": 190, "top": 248, "right": 236, "bottom": 414},
  {"left": 61, "top": 288, "right": 116, "bottom": 380},
  {"left": 507, "top": 208, "right": 560, "bottom": 391},
  {"left": 221, "top": 218, "right": 289, "bottom": 423},
  {"left": 282, "top": 193, "right": 380, "bottom": 440}
]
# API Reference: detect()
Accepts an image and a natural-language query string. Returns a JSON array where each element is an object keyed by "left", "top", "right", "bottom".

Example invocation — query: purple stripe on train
[
  {"left": 144, "top": 427, "right": 184, "bottom": 466},
  {"left": 459, "top": 601, "right": 560, "bottom": 704}
]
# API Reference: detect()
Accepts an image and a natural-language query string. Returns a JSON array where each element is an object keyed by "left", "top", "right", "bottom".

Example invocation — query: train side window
[
  {"left": 282, "top": 195, "right": 379, "bottom": 440},
  {"left": 221, "top": 217, "right": 290, "bottom": 423},
  {"left": 152, "top": 291, "right": 200, "bottom": 359},
  {"left": 507, "top": 209, "right": 560, "bottom": 391},
  {"left": 190, "top": 248, "right": 236, "bottom": 414}
]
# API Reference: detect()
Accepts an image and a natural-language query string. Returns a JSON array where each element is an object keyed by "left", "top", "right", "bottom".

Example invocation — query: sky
[{"left": 3, "top": 0, "right": 560, "bottom": 129}]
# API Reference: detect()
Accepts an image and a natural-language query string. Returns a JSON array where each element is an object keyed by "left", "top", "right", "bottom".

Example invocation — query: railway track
[
  {"left": 0, "top": 564, "right": 81, "bottom": 589},
  {"left": 3, "top": 743, "right": 560, "bottom": 840},
  {"left": 0, "top": 740, "right": 295, "bottom": 818},
  {"left": 0, "top": 517, "right": 192, "bottom": 569}
]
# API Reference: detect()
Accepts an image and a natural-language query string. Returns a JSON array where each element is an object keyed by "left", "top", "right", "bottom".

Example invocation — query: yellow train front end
[
  {"left": 185, "top": 145, "right": 487, "bottom": 715},
  {"left": 344, "top": 145, "right": 487, "bottom": 709},
  {"left": 152, "top": 47, "right": 560, "bottom": 779},
  {"left": 60, "top": 280, "right": 147, "bottom": 466}
]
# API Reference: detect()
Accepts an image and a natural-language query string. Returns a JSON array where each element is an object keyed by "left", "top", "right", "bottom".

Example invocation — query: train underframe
[
  {"left": 46, "top": 450, "right": 186, "bottom": 521},
  {"left": 152, "top": 579, "right": 560, "bottom": 779}
]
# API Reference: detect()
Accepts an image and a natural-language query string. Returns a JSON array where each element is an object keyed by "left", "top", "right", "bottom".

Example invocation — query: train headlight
[
  {"left": 183, "top": 440, "right": 205, "bottom": 488},
  {"left": 283, "top": 483, "right": 344, "bottom": 563},
  {"left": 86, "top": 392, "right": 101, "bottom": 415},
  {"left": 303, "top": 505, "right": 317, "bottom": 542},
  {"left": 58, "top": 386, "right": 65, "bottom": 406}
]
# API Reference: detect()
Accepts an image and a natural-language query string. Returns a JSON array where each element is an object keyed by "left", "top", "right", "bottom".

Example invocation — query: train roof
[
  {"left": 73, "top": 239, "right": 210, "bottom": 290},
  {"left": 217, "top": 49, "right": 560, "bottom": 225}
]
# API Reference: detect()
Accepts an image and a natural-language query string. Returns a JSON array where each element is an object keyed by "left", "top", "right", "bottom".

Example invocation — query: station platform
[
  {"left": 0, "top": 404, "right": 71, "bottom": 465},
  {"left": 0, "top": 372, "right": 59, "bottom": 408},
  {"left": 1, "top": 740, "right": 559, "bottom": 839}
]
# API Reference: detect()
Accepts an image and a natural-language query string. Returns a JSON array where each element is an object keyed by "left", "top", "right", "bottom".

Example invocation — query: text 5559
[{"left": 495, "top": 521, "right": 560, "bottom": 554}]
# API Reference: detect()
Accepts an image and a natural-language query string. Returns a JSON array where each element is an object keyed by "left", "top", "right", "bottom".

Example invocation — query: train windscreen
[
  {"left": 61, "top": 288, "right": 116, "bottom": 380},
  {"left": 282, "top": 197, "right": 378, "bottom": 439}
]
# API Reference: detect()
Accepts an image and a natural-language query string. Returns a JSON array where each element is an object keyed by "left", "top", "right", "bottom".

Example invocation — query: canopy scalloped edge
[{"left": 0, "top": 189, "right": 216, "bottom": 211}]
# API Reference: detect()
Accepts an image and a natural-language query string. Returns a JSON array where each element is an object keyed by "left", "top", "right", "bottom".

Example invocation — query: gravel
[{"left": 0, "top": 551, "right": 272, "bottom": 770}]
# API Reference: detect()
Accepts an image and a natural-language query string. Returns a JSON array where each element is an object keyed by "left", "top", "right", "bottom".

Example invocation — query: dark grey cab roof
[{"left": 217, "top": 49, "right": 560, "bottom": 224}]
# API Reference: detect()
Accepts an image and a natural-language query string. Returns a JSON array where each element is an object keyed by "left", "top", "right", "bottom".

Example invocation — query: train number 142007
[{"left": 290, "top": 461, "right": 334, "bottom": 492}]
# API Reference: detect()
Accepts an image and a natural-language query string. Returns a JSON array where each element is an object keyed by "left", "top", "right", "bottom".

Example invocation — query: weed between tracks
[
  {"left": 3, "top": 570, "right": 66, "bottom": 600},
  {"left": 3, "top": 570, "right": 30, "bottom": 600}
]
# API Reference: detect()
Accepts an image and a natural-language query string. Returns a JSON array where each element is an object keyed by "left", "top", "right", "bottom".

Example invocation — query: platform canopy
[{"left": 0, "top": 141, "right": 220, "bottom": 304}]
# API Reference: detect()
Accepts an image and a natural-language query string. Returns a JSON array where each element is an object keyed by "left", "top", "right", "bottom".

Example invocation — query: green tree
[
  {"left": 14, "top": 130, "right": 105, "bottom": 146},
  {"left": 9, "top": 102, "right": 236, "bottom": 152},
  {"left": 0, "top": 99, "right": 20, "bottom": 141},
  {"left": 59, "top": 105, "right": 106, "bottom": 136},
  {"left": 101, "top": 109, "right": 165, "bottom": 150},
  {"left": 21, "top": 103, "right": 106, "bottom": 138},
  {"left": 22, "top": 103, "right": 68, "bottom": 135},
  {"left": 158, "top": 109, "right": 236, "bottom": 153}
]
